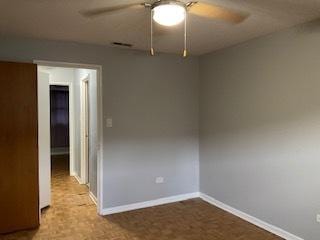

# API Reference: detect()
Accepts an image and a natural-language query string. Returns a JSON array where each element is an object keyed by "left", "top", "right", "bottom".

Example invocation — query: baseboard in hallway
[
  {"left": 73, "top": 174, "right": 83, "bottom": 184},
  {"left": 89, "top": 192, "right": 98, "bottom": 206},
  {"left": 51, "top": 147, "right": 69, "bottom": 156}
]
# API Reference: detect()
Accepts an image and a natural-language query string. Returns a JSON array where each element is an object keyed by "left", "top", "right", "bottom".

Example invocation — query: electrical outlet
[
  {"left": 155, "top": 177, "right": 164, "bottom": 184},
  {"left": 317, "top": 214, "right": 320, "bottom": 223}
]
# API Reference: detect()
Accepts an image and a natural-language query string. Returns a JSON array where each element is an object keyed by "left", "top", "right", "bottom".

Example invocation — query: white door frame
[
  {"left": 38, "top": 71, "right": 51, "bottom": 210},
  {"left": 34, "top": 60, "right": 104, "bottom": 215},
  {"left": 49, "top": 81, "right": 75, "bottom": 177},
  {"left": 80, "top": 76, "right": 89, "bottom": 185}
]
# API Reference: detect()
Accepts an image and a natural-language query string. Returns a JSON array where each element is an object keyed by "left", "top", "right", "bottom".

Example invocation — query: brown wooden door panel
[{"left": 0, "top": 61, "right": 39, "bottom": 233}]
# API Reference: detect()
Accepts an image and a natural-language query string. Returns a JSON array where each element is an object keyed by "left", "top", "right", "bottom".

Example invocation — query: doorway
[
  {"left": 50, "top": 85, "right": 69, "bottom": 157},
  {"left": 50, "top": 85, "right": 70, "bottom": 181},
  {"left": 37, "top": 61, "right": 103, "bottom": 215}
]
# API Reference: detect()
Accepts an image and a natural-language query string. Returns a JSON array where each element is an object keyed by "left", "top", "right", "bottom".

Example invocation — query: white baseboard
[
  {"left": 51, "top": 152, "right": 69, "bottom": 156},
  {"left": 51, "top": 147, "right": 69, "bottom": 156},
  {"left": 101, "top": 192, "right": 200, "bottom": 215},
  {"left": 100, "top": 191, "right": 303, "bottom": 240},
  {"left": 89, "top": 191, "right": 98, "bottom": 206},
  {"left": 73, "top": 174, "right": 84, "bottom": 184},
  {"left": 199, "top": 193, "right": 303, "bottom": 240}
]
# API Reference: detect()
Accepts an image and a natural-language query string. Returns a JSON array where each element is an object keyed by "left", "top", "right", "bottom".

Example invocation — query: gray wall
[
  {"left": 0, "top": 36, "right": 199, "bottom": 208},
  {"left": 199, "top": 21, "right": 320, "bottom": 240},
  {"left": 103, "top": 50, "right": 199, "bottom": 207}
]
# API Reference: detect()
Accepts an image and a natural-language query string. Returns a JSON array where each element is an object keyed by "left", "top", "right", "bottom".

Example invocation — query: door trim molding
[
  {"left": 80, "top": 76, "right": 89, "bottom": 185},
  {"left": 34, "top": 60, "right": 104, "bottom": 215}
]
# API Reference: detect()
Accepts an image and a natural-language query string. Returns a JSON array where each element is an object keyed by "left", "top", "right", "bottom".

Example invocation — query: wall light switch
[
  {"left": 155, "top": 177, "right": 164, "bottom": 184},
  {"left": 106, "top": 118, "right": 113, "bottom": 128},
  {"left": 317, "top": 214, "right": 320, "bottom": 223}
]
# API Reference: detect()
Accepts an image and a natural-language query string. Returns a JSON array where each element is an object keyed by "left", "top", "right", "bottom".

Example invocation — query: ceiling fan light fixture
[{"left": 152, "top": 2, "right": 186, "bottom": 27}]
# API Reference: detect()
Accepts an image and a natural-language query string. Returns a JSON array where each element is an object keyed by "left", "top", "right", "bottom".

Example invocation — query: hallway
[{"left": 2, "top": 155, "right": 98, "bottom": 239}]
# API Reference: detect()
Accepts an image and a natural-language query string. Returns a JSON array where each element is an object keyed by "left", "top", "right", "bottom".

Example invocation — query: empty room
[{"left": 0, "top": 1, "right": 319, "bottom": 240}]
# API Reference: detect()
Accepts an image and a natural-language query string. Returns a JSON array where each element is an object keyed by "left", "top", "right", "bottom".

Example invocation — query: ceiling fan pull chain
[
  {"left": 150, "top": 9, "right": 155, "bottom": 56},
  {"left": 183, "top": 10, "right": 187, "bottom": 58}
]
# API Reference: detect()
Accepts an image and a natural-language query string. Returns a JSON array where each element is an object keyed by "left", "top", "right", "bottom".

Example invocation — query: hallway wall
[{"left": 74, "top": 68, "right": 98, "bottom": 198}]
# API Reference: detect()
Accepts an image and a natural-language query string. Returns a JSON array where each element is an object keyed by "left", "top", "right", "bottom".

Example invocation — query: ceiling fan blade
[
  {"left": 80, "top": 2, "right": 146, "bottom": 18},
  {"left": 188, "top": 2, "right": 248, "bottom": 24}
]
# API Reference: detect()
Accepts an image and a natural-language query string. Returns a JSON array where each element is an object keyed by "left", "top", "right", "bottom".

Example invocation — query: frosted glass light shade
[{"left": 153, "top": 4, "right": 186, "bottom": 26}]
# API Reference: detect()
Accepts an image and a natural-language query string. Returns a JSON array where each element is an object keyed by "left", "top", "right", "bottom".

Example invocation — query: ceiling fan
[{"left": 80, "top": 1, "right": 249, "bottom": 57}]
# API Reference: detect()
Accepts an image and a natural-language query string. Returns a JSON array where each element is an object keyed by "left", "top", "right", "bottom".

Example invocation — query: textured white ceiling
[{"left": 1, "top": 0, "right": 320, "bottom": 55}]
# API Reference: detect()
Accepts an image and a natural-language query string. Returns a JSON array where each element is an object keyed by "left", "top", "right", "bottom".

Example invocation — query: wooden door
[{"left": 0, "top": 61, "right": 39, "bottom": 233}]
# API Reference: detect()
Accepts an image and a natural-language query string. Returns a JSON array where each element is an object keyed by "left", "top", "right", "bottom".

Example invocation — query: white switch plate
[
  {"left": 106, "top": 118, "right": 112, "bottom": 128},
  {"left": 155, "top": 177, "right": 164, "bottom": 184},
  {"left": 317, "top": 214, "right": 320, "bottom": 223}
]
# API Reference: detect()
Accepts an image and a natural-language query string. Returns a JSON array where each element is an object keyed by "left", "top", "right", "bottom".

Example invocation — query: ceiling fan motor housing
[{"left": 151, "top": 0, "right": 187, "bottom": 10}]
